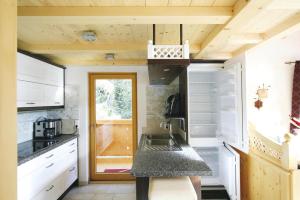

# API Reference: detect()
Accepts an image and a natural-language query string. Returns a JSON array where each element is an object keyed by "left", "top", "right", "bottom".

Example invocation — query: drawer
[
  {"left": 18, "top": 146, "right": 61, "bottom": 179},
  {"left": 32, "top": 163, "right": 78, "bottom": 200},
  {"left": 18, "top": 150, "right": 78, "bottom": 200},
  {"left": 18, "top": 138, "right": 77, "bottom": 178},
  {"left": 18, "top": 157, "right": 62, "bottom": 200}
]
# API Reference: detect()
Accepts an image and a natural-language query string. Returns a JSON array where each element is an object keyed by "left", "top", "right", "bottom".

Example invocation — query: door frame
[{"left": 89, "top": 72, "right": 137, "bottom": 181}]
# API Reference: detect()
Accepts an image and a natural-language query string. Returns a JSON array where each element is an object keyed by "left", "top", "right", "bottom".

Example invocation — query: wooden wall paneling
[
  {"left": 237, "top": 125, "right": 300, "bottom": 200},
  {"left": 0, "top": 0, "right": 17, "bottom": 199},
  {"left": 291, "top": 170, "right": 300, "bottom": 200}
]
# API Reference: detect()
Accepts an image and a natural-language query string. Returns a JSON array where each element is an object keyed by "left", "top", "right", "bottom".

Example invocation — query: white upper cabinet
[{"left": 17, "top": 52, "right": 65, "bottom": 109}]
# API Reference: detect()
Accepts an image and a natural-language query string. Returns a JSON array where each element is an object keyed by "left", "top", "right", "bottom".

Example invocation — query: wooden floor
[{"left": 63, "top": 183, "right": 136, "bottom": 200}]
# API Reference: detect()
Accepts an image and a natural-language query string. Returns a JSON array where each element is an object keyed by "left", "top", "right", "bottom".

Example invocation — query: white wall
[
  {"left": 245, "top": 30, "right": 300, "bottom": 143},
  {"left": 65, "top": 65, "right": 148, "bottom": 183}
]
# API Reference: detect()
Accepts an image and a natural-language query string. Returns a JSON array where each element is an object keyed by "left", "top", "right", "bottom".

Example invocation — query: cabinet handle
[
  {"left": 26, "top": 102, "right": 36, "bottom": 105},
  {"left": 46, "top": 185, "right": 54, "bottom": 192},
  {"left": 69, "top": 167, "right": 76, "bottom": 172},
  {"left": 54, "top": 102, "right": 60, "bottom": 104},
  {"left": 69, "top": 143, "right": 75, "bottom": 147},
  {"left": 69, "top": 149, "right": 76, "bottom": 154},
  {"left": 45, "top": 163, "right": 54, "bottom": 168},
  {"left": 45, "top": 154, "right": 54, "bottom": 159}
]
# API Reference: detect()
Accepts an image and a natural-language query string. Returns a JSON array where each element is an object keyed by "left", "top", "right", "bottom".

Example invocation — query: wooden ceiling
[{"left": 17, "top": 0, "right": 300, "bottom": 66}]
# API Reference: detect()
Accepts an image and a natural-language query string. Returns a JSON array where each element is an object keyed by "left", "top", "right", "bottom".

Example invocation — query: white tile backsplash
[{"left": 17, "top": 111, "right": 47, "bottom": 143}]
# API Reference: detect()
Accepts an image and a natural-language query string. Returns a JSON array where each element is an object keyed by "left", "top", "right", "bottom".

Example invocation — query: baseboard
[{"left": 78, "top": 180, "right": 89, "bottom": 186}]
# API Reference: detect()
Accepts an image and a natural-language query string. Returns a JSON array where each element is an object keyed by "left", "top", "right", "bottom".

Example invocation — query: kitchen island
[{"left": 131, "top": 134, "right": 211, "bottom": 200}]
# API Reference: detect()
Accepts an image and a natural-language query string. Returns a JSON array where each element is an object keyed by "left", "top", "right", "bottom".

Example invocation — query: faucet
[{"left": 160, "top": 120, "right": 174, "bottom": 139}]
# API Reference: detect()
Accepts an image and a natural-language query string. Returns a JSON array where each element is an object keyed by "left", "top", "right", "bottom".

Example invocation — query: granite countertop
[
  {"left": 131, "top": 134, "right": 212, "bottom": 177},
  {"left": 18, "top": 134, "right": 79, "bottom": 166}
]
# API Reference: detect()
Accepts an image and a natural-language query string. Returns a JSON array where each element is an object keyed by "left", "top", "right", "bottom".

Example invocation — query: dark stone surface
[
  {"left": 131, "top": 134, "right": 212, "bottom": 177},
  {"left": 18, "top": 134, "right": 79, "bottom": 166}
]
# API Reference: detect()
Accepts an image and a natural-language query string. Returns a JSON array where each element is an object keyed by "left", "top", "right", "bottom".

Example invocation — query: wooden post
[
  {"left": 282, "top": 133, "right": 298, "bottom": 170},
  {"left": 0, "top": 0, "right": 17, "bottom": 199}
]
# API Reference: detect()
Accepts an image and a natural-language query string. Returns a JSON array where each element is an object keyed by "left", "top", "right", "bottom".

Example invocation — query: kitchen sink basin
[
  {"left": 146, "top": 134, "right": 173, "bottom": 140},
  {"left": 145, "top": 138, "right": 175, "bottom": 146},
  {"left": 142, "top": 134, "right": 182, "bottom": 151}
]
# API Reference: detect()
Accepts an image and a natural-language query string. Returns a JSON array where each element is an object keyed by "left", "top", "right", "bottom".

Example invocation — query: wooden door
[{"left": 89, "top": 73, "right": 137, "bottom": 181}]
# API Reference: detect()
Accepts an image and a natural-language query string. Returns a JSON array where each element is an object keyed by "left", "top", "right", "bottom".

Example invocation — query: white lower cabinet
[
  {"left": 18, "top": 138, "right": 78, "bottom": 200},
  {"left": 32, "top": 163, "right": 78, "bottom": 200}
]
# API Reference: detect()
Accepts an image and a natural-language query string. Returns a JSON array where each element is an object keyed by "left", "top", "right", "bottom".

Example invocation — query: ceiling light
[
  {"left": 163, "top": 68, "right": 170, "bottom": 72},
  {"left": 81, "top": 31, "right": 97, "bottom": 42},
  {"left": 105, "top": 53, "right": 115, "bottom": 61}
]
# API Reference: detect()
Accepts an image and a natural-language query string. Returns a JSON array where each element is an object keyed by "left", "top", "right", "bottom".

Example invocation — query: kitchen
[{"left": 2, "top": 1, "right": 300, "bottom": 200}]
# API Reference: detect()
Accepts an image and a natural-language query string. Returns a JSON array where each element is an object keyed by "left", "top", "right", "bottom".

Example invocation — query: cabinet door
[
  {"left": 218, "top": 55, "right": 247, "bottom": 152},
  {"left": 45, "top": 65, "right": 64, "bottom": 87},
  {"left": 17, "top": 80, "right": 45, "bottom": 107},
  {"left": 44, "top": 85, "right": 64, "bottom": 106},
  {"left": 219, "top": 144, "right": 240, "bottom": 200},
  {"left": 17, "top": 53, "right": 47, "bottom": 83}
]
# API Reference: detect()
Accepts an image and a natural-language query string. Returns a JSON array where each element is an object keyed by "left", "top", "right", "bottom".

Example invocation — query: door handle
[
  {"left": 69, "top": 149, "right": 76, "bottom": 154},
  {"left": 69, "top": 167, "right": 76, "bottom": 172},
  {"left": 45, "top": 163, "right": 54, "bottom": 168},
  {"left": 46, "top": 185, "right": 54, "bottom": 192},
  {"left": 45, "top": 154, "right": 54, "bottom": 159}
]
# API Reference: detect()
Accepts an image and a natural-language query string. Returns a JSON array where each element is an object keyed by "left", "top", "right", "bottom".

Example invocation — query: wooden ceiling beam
[
  {"left": 267, "top": 0, "right": 300, "bottom": 10},
  {"left": 194, "top": 0, "right": 275, "bottom": 59},
  {"left": 229, "top": 33, "right": 263, "bottom": 44},
  {"left": 52, "top": 58, "right": 147, "bottom": 66},
  {"left": 18, "top": 41, "right": 202, "bottom": 54},
  {"left": 262, "top": 12, "right": 300, "bottom": 41},
  {"left": 18, "top": 6, "right": 232, "bottom": 24},
  {"left": 233, "top": 12, "right": 300, "bottom": 57}
]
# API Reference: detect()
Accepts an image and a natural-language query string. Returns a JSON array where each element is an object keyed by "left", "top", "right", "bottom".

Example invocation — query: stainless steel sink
[
  {"left": 146, "top": 134, "right": 173, "bottom": 140},
  {"left": 145, "top": 138, "right": 175, "bottom": 146},
  {"left": 142, "top": 134, "right": 182, "bottom": 151}
]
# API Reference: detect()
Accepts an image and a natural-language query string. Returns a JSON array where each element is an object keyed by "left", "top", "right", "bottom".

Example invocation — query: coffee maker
[{"left": 33, "top": 118, "right": 62, "bottom": 139}]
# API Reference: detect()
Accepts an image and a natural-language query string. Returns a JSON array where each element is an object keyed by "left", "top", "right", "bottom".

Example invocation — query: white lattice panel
[
  {"left": 249, "top": 135, "right": 282, "bottom": 161},
  {"left": 148, "top": 40, "right": 189, "bottom": 59}
]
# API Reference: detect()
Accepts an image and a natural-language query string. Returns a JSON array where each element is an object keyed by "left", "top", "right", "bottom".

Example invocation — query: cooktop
[{"left": 18, "top": 138, "right": 60, "bottom": 160}]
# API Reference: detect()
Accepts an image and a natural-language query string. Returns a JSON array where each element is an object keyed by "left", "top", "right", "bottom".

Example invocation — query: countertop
[
  {"left": 131, "top": 134, "right": 212, "bottom": 177},
  {"left": 18, "top": 134, "right": 79, "bottom": 166}
]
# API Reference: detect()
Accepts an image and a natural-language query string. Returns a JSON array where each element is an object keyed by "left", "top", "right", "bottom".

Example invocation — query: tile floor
[{"left": 63, "top": 183, "right": 136, "bottom": 200}]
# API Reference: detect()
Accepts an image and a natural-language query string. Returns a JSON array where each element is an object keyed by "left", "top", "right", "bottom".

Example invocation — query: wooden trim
[
  {"left": 89, "top": 72, "right": 137, "bottom": 181},
  {"left": 96, "top": 120, "right": 132, "bottom": 125},
  {"left": 53, "top": 58, "right": 147, "bottom": 66}
]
